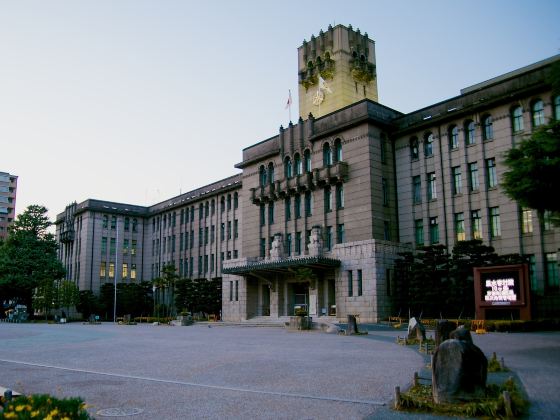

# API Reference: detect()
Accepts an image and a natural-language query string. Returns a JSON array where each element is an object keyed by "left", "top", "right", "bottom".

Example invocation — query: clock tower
[{"left": 298, "top": 24, "right": 378, "bottom": 120}]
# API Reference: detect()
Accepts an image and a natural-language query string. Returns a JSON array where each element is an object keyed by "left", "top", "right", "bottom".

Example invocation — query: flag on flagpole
[{"left": 285, "top": 90, "right": 292, "bottom": 109}]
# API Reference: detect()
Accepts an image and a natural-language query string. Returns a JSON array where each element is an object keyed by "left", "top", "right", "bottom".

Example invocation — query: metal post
[{"left": 113, "top": 218, "right": 118, "bottom": 323}]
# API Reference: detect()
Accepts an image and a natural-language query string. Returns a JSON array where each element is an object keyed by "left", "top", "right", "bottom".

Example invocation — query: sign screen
[{"left": 480, "top": 271, "right": 520, "bottom": 305}]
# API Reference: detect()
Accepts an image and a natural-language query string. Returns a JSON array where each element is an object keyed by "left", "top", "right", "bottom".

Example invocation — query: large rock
[
  {"left": 432, "top": 336, "right": 488, "bottom": 404},
  {"left": 407, "top": 317, "right": 426, "bottom": 341},
  {"left": 435, "top": 320, "right": 457, "bottom": 347},
  {"left": 450, "top": 326, "right": 473, "bottom": 344}
]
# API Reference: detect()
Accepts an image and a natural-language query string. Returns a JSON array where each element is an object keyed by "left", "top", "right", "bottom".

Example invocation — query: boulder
[
  {"left": 450, "top": 326, "right": 473, "bottom": 344},
  {"left": 432, "top": 338, "right": 488, "bottom": 404},
  {"left": 435, "top": 320, "right": 457, "bottom": 347},
  {"left": 407, "top": 317, "right": 426, "bottom": 341}
]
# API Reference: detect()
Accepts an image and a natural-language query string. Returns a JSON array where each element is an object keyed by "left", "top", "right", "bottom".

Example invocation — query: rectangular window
[
  {"left": 452, "top": 166, "right": 462, "bottom": 195},
  {"left": 122, "top": 263, "right": 128, "bottom": 279},
  {"left": 124, "top": 217, "right": 130, "bottom": 231},
  {"left": 109, "top": 262, "right": 115, "bottom": 279},
  {"left": 260, "top": 205, "right": 265, "bottom": 226},
  {"left": 103, "top": 216, "right": 108, "bottom": 229},
  {"left": 295, "top": 232, "right": 302, "bottom": 254},
  {"left": 199, "top": 228, "right": 203, "bottom": 246},
  {"left": 286, "top": 233, "right": 292, "bottom": 256},
  {"left": 235, "top": 280, "right": 239, "bottom": 301},
  {"left": 220, "top": 223, "right": 225, "bottom": 241},
  {"left": 111, "top": 216, "right": 116, "bottom": 230},
  {"left": 171, "top": 235, "right": 176, "bottom": 252},
  {"left": 305, "top": 191, "right": 313, "bottom": 216},
  {"left": 227, "top": 221, "right": 231, "bottom": 239},
  {"left": 337, "top": 223, "right": 345, "bottom": 244},
  {"left": 204, "top": 255, "right": 208, "bottom": 273},
  {"left": 198, "top": 256, "right": 203, "bottom": 275},
  {"left": 490, "top": 207, "right": 501, "bottom": 238},
  {"left": 413, "top": 176, "right": 421, "bottom": 204},
  {"left": 348, "top": 271, "right": 353, "bottom": 297},
  {"left": 522, "top": 208, "right": 533, "bottom": 234},
  {"left": 486, "top": 158, "right": 497, "bottom": 189},
  {"left": 130, "top": 263, "right": 136, "bottom": 280},
  {"left": 429, "top": 217, "right": 439, "bottom": 244},
  {"left": 110, "top": 238, "right": 116, "bottom": 254},
  {"left": 325, "top": 226, "right": 333, "bottom": 251},
  {"left": 471, "top": 210, "right": 482, "bottom": 239},
  {"left": 427, "top": 173, "right": 437, "bottom": 200},
  {"left": 544, "top": 210, "right": 554, "bottom": 231},
  {"left": 211, "top": 254, "right": 215, "bottom": 271},
  {"left": 357, "top": 270, "right": 363, "bottom": 296},
  {"left": 233, "top": 250, "right": 238, "bottom": 259},
  {"left": 546, "top": 252, "right": 559, "bottom": 288},
  {"left": 295, "top": 194, "right": 302, "bottom": 218},
  {"left": 100, "top": 262, "right": 106, "bottom": 278},
  {"left": 336, "top": 185, "right": 344, "bottom": 209},
  {"left": 189, "top": 257, "right": 193, "bottom": 276},
  {"left": 382, "top": 178, "right": 389, "bottom": 206},
  {"left": 285, "top": 198, "right": 292, "bottom": 221},
  {"left": 380, "top": 139, "right": 387, "bottom": 164},
  {"left": 415, "top": 219, "right": 424, "bottom": 245},
  {"left": 234, "top": 220, "right": 238, "bottom": 238},
  {"left": 205, "top": 227, "right": 209, "bottom": 244},
  {"left": 268, "top": 202, "right": 274, "bottom": 224},
  {"left": 180, "top": 209, "right": 184, "bottom": 225},
  {"left": 324, "top": 187, "right": 332, "bottom": 212},
  {"left": 123, "top": 239, "right": 129, "bottom": 255},
  {"left": 469, "top": 162, "right": 479, "bottom": 191},
  {"left": 211, "top": 225, "right": 215, "bottom": 242},
  {"left": 260, "top": 238, "right": 266, "bottom": 258},
  {"left": 455, "top": 213, "right": 465, "bottom": 241},
  {"left": 101, "top": 237, "right": 107, "bottom": 254},
  {"left": 384, "top": 221, "right": 391, "bottom": 241},
  {"left": 229, "top": 281, "right": 233, "bottom": 301}
]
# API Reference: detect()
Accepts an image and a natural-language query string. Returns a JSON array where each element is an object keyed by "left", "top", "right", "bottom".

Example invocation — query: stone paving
[
  {"left": 1, "top": 323, "right": 559, "bottom": 419},
  {"left": 0, "top": 323, "right": 423, "bottom": 419}
]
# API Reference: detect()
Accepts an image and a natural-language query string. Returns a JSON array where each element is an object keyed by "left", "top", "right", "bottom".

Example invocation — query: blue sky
[{"left": 1, "top": 0, "right": 559, "bottom": 221}]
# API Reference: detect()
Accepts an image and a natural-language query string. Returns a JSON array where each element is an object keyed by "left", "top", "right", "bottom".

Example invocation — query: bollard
[
  {"left": 503, "top": 390, "right": 513, "bottom": 417},
  {"left": 4, "top": 389, "right": 12, "bottom": 402},
  {"left": 394, "top": 386, "right": 401, "bottom": 409},
  {"left": 413, "top": 371, "right": 419, "bottom": 386}
]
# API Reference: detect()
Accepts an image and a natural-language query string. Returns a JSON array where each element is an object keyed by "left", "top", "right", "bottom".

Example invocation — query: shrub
[{"left": 0, "top": 394, "right": 91, "bottom": 419}]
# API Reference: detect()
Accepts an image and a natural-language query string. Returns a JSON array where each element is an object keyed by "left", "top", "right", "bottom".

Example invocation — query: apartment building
[
  {"left": 0, "top": 171, "right": 17, "bottom": 240},
  {"left": 56, "top": 25, "right": 560, "bottom": 321}
]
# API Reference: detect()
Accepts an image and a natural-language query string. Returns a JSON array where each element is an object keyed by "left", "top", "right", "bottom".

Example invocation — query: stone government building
[{"left": 56, "top": 25, "right": 560, "bottom": 322}]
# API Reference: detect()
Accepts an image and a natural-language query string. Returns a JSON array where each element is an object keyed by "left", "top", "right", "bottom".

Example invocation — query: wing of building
[
  {"left": 0, "top": 171, "right": 18, "bottom": 240},
  {"left": 55, "top": 24, "right": 560, "bottom": 321}
]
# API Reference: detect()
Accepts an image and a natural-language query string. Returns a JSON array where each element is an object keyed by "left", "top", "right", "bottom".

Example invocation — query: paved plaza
[{"left": 1, "top": 323, "right": 559, "bottom": 419}]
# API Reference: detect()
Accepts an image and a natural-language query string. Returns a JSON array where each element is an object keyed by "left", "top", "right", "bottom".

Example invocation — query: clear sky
[{"left": 1, "top": 0, "right": 559, "bottom": 222}]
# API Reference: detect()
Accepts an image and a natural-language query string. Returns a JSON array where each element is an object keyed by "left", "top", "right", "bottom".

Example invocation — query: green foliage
[
  {"left": 0, "top": 394, "right": 91, "bottom": 419},
  {"left": 0, "top": 205, "right": 65, "bottom": 317},
  {"left": 98, "top": 282, "right": 153, "bottom": 320},
  {"left": 76, "top": 290, "right": 101, "bottom": 319},
  {"left": 393, "top": 240, "right": 526, "bottom": 319},
  {"left": 502, "top": 120, "right": 560, "bottom": 216},
  {"left": 175, "top": 277, "right": 221, "bottom": 315},
  {"left": 397, "top": 379, "right": 528, "bottom": 418}
]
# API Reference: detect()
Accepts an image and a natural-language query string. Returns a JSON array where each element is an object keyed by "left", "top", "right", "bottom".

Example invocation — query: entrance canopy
[{"left": 222, "top": 256, "right": 341, "bottom": 276}]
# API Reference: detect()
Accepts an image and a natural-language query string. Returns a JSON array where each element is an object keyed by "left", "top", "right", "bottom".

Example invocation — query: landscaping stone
[
  {"left": 450, "top": 326, "right": 473, "bottom": 344},
  {"left": 407, "top": 317, "right": 426, "bottom": 341},
  {"left": 432, "top": 335, "right": 488, "bottom": 403},
  {"left": 435, "top": 320, "right": 457, "bottom": 347}
]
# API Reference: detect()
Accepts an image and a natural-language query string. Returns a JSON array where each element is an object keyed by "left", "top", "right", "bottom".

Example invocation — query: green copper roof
[{"left": 222, "top": 256, "right": 341, "bottom": 275}]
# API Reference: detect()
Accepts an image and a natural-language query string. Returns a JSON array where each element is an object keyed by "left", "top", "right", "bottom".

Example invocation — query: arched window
[
  {"left": 511, "top": 106, "right": 524, "bottom": 132},
  {"left": 424, "top": 133, "right": 434, "bottom": 157},
  {"left": 211, "top": 199, "right": 215, "bottom": 214},
  {"left": 323, "top": 143, "right": 332, "bottom": 166},
  {"left": 259, "top": 165, "right": 267, "bottom": 187},
  {"left": 304, "top": 150, "right": 311, "bottom": 173},
  {"left": 334, "top": 138, "right": 342, "bottom": 162},
  {"left": 532, "top": 99, "right": 545, "bottom": 127},
  {"left": 465, "top": 120, "right": 475, "bottom": 145},
  {"left": 284, "top": 156, "right": 292, "bottom": 179},
  {"left": 482, "top": 115, "right": 493, "bottom": 141},
  {"left": 294, "top": 153, "right": 302, "bottom": 176},
  {"left": 449, "top": 125, "right": 459, "bottom": 149},
  {"left": 554, "top": 96, "right": 560, "bottom": 120},
  {"left": 267, "top": 162, "right": 275, "bottom": 184},
  {"left": 410, "top": 137, "right": 419, "bottom": 160},
  {"left": 220, "top": 197, "right": 225, "bottom": 212}
]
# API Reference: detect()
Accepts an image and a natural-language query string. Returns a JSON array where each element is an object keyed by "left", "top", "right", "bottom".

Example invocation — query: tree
[
  {"left": 502, "top": 120, "right": 560, "bottom": 221},
  {"left": 77, "top": 290, "right": 101, "bottom": 320},
  {"left": 0, "top": 205, "right": 65, "bottom": 317},
  {"left": 59, "top": 280, "right": 80, "bottom": 317}
]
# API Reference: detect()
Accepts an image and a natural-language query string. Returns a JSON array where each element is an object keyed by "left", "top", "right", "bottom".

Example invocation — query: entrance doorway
[
  {"left": 261, "top": 284, "right": 270, "bottom": 316},
  {"left": 290, "top": 282, "right": 309, "bottom": 315}
]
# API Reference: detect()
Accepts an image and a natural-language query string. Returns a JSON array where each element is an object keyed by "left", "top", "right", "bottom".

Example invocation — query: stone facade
[{"left": 55, "top": 25, "right": 560, "bottom": 321}]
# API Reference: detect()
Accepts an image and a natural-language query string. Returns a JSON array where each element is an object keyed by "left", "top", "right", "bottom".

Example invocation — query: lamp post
[{"left": 113, "top": 217, "right": 119, "bottom": 323}]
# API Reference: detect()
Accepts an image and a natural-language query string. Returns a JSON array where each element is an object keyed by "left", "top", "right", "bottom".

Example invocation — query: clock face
[{"left": 312, "top": 89, "right": 324, "bottom": 106}]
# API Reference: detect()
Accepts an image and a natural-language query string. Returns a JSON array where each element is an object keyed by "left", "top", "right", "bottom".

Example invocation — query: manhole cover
[{"left": 96, "top": 407, "right": 144, "bottom": 417}]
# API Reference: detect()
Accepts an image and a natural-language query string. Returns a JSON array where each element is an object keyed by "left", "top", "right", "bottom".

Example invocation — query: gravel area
[{"left": 0, "top": 323, "right": 423, "bottom": 419}]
